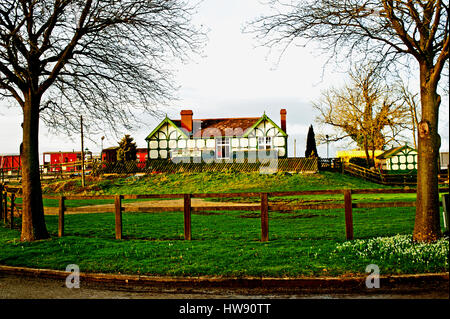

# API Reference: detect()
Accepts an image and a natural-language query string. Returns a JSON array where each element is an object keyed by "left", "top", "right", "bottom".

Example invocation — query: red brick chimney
[
  {"left": 180, "top": 110, "right": 193, "bottom": 133},
  {"left": 280, "top": 109, "right": 287, "bottom": 133}
]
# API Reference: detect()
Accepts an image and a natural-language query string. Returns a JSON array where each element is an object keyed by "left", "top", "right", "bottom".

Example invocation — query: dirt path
[{"left": 44, "top": 198, "right": 259, "bottom": 215}]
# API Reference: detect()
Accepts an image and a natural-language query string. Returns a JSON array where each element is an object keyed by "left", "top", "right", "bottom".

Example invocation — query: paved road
[{"left": 0, "top": 273, "right": 448, "bottom": 299}]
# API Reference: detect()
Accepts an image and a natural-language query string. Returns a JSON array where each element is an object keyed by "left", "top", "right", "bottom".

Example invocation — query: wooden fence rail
[
  {"left": 1, "top": 184, "right": 449, "bottom": 242},
  {"left": 0, "top": 160, "right": 98, "bottom": 183},
  {"left": 91, "top": 157, "right": 321, "bottom": 175},
  {"left": 343, "top": 162, "right": 449, "bottom": 186}
]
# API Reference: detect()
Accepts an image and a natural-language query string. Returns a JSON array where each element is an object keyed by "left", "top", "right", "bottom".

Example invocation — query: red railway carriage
[
  {"left": 101, "top": 147, "right": 118, "bottom": 162},
  {"left": 43, "top": 151, "right": 82, "bottom": 172},
  {"left": 0, "top": 154, "right": 21, "bottom": 170},
  {"left": 101, "top": 147, "right": 147, "bottom": 166}
]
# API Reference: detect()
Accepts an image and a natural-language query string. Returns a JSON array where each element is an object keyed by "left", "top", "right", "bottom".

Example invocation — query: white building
[{"left": 145, "top": 109, "right": 288, "bottom": 161}]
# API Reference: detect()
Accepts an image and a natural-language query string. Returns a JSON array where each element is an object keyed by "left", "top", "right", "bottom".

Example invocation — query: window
[
  {"left": 216, "top": 137, "right": 230, "bottom": 159},
  {"left": 258, "top": 136, "right": 272, "bottom": 150}
]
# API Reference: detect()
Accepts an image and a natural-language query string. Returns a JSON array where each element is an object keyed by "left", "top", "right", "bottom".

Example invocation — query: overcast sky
[{"left": 0, "top": 0, "right": 448, "bottom": 161}]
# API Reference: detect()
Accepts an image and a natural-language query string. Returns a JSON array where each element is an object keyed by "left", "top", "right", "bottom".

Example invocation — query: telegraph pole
[{"left": 80, "top": 116, "right": 85, "bottom": 187}]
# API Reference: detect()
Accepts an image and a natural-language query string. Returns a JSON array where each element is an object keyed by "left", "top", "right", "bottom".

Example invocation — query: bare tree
[
  {"left": 247, "top": 0, "right": 448, "bottom": 242},
  {"left": 0, "top": 0, "right": 205, "bottom": 241},
  {"left": 398, "top": 79, "right": 422, "bottom": 149},
  {"left": 313, "top": 64, "right": 411, "bottom": 166}
]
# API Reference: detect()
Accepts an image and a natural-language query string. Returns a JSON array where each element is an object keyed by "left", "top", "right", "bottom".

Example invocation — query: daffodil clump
[{"left": 334, "top": 234, "right": 449, "bottom": 273}]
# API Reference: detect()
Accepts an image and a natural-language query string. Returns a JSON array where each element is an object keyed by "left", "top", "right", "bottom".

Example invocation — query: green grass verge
[
  {"left": 1, "top": 171, "right": 448, "bottom": 277},
  {"left": 0, "top": 206, "right": 448, "bottom": 277},
  {"left": 33, "top": 171, "right": 424, "bottom": 206},
  {"left": 41, "top": 171, "right": 394, "bottom": 195}
]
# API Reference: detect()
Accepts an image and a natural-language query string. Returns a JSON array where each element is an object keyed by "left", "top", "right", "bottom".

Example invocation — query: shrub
[
  {"left": 349, "top": 157, "right": 374, "bottom": 168},
  {"left": 333, "top": 234, "right": 449, "bottom": 272}
]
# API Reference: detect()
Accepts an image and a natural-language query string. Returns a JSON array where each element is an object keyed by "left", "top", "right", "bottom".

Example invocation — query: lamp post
[
  {"left": 101, "top": 136, "right": 105, "bottom": 152},
  {"left": 326, "top": 135, "right": 329, "bottom": 158},
  {"left": 100, "top": 136, "right": 105, "bottom": 161}
]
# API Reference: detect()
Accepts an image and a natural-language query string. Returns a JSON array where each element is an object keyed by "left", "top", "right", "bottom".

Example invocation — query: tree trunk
[
  {"left": 20, "top": 92, "right": 49, "bottom": 241},
  {"left": 411, "top": 104, "right": 418, "bottom": 150},
  {"left": 370, "top": 132, "right": 376, "bottom": 167},
  {"left": 371, "top": 148, "right": 375, "bottom": 167},
  {"left": 363, "top": 136, "right": 371, "bottom": 167},
  {"left": 413, "top": 65, "right": 441, "bottom": 242}
]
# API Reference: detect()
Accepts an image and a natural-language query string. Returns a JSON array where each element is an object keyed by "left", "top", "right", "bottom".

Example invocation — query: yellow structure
[{"left": 336, "top": 149, "right": 385, "bottom": 163}]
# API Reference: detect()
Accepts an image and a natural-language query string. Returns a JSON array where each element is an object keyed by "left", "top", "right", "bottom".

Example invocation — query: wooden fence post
[
  {"left": 10, "top": 193, "right": 14, "bottom": 229},
  {"left": 0, "top": 187, "right": 3, "bottom": 221},
  {"left": 3, "top": 191, "right": 7, "bottom": 223},
  {"left": 447, "top": 164, "right": 449, "bottom": 185},
  {"left": 261, "top": 192, "right": 269, "bottom": 242},
  {"left": 58, "top": 196, "right": 65, "bottom": 237},
  {"left": 184, "top": 194, "right": 191, "bottom": 240},
  {"left": 115, "top": 195, "right": 122, "bottom": 240},
  {"left": 344, "top": 189, "right": 353, "bottom": 240}
]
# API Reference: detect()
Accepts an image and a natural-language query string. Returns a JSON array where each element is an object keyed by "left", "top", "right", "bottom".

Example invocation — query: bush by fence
[{"left": 349, "top": 156, "right": 374, "bottom": 168}]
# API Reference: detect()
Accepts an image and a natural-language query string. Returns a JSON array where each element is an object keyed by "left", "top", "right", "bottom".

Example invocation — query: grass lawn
[
  {"left": 0, "top": 171, "right": 448, "bottom": 277},
  {"left": 41, "top": 171, "right": 396, "bottom": 195}
]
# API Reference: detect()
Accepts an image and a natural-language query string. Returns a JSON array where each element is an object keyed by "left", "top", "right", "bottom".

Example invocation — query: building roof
[
  {"left": 146, "top": 113, "right": 287, "bottom": 140},
  {"left": 376, "top": 145, "right": 416, "bottom": 159},
  {"left": 190, "top": 117, "right": 260, "bottom": 138},
  {"left": 336, "top": 149, "right": 384, "bottom": 158}
]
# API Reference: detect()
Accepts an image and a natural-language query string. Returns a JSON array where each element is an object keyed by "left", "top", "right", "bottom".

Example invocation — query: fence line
[
  {"left": 1, "top": 183, "right": 448, "bottom": 242},
  {"left": 343, "top": 162, "right": 449, "bottom": 186},
  {"left": 91, "top": 157, "right": 320, "bottom": 175}
]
